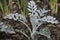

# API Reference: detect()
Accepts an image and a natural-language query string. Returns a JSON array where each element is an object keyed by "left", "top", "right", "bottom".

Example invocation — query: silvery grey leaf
[
  {"left": 0, "top": 22, "right": 15, "bottom": 34},
  {"left": 37, "top": 8, "right": 50, "bottom": 16},
  {"left": 40, "top": 16, "right": 59, "bottom": 24},
  {"left": 0, "top": 22, "right": 3, "bottom": 26},
  {"left": 37, "top": 28, "right": 51, "bottom": 38},
  {"left": 3, "top": 13, "right": 27, "bottom": 22},
  {"left": 28, "top": 0, "right": 37, "bottom": 14}
]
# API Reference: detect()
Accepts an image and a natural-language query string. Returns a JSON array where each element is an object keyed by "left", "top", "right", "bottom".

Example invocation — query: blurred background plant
[
  {"left": 17, "top": 0, "right": 21, "bottom": 10},
  {"left": 0, "top": 0, "right": 10, "bottom": 15},
  {"left": 16, "top": 0, "right": 28, "bottom": 17},
  {"left": 36, "top": 0, "right": 41, "bottom": 3},
  {"left": 20, "top": 0, "right": 28, "bottom": 17},
  {"left": 3, "top": 0, "right": 10, "bottom": 15},
  {"left": 50, "top": 0, "right": 58, "bottom": 15},
  {"left": 0, "top": 0, "right": 4, "bottom": 14},
  {"left": 0, "top": 0, "right": 28, "bottom": 17},
  {"left": 8, "top": 0, "right": 13, "bottom": 12}
]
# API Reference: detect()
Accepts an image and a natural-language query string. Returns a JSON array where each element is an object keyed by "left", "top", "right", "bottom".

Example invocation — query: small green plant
[
  {"left": 24, "top": 3, "right": 28, "bottom": 17},
  {"left": 9, "top": 0, "right": 13, "bottom": 9},
  {"left": 50, "top": 0, "right": 58, "bottom": 14},
  {"left": 0, "top": 0, "right": 4, "bottom": 13},
  {"left": 0, "top": 0, "right": 10, "bottom": 15},
  {"left": 3, "top": 0, "right": 10, "bottom": 15},
  {"left": 21, "top": 0, "right": 28, "bottom": 17},
  {"left": 17, "top": 0, "right": 21, "bottom": 10},
  {"left": 36, "top": 0, "right": 41, "bottom": 3}
]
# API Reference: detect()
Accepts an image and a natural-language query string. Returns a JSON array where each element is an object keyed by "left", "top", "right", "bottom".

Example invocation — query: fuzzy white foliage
[
  {"left": 28, "top": 1, "right": 37, "bottom": 13},
  {"left": 28, "top": 0, "right": 40, "bottom": 27},
  {"left": 28, "top": 0, "right": 59, "bottom": 40},
  {"left": 28, "top": 0, "right": 39, "bottom": 20},
  {"left": 37, "top": 28, "right": 51, "bottom": 38},
  {"left": 40, "top": 16, "right": 59, "bottom": 24},
  {"left": 28, "top": 0, "right": 51, "bottom": 40},
  {"left": 28, "top": 0, "right": 50, "bottom": 17},
  {"left": 3, "top": 13, "right": 27, "bottom": 22},
  {"left": 37, "top": 8, "right": 50, "bottom": 16},
  {"left": 0, "top": 22, "right": 15, "bottom": 34},
  {"left": 28, "top": 0, "right": 59, "bottom": 25}
]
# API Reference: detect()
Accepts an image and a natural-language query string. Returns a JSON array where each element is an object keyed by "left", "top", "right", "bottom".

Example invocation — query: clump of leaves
[
  {"left": 0, "top": 22, "right": 15, "bottom": 34},
  {"left": 0, "top": 0, "right": 10, "bottom": 15},
  {"left": 16, "top": 0, "right": 28, "bottom": 17},
  {"left": 3, "top": 0, "right": 10, "bottom": 15},
  {"left": 3, "top": 13, "right": 27, "bottom": 22},
  {"left": 50, "top": 0, "right": 58, "bottom": 14},
  {"left": 8, "top": 0, "right": 13, "bottom": 10},
  {"left": 3, "top": 0, "right": 59, "bottom": 40},
  {"left": 17, "top": 0, "right": 21, "bottom": 10},
  {"left": 0, "top": 0, "right": 4, "bottom": 13}
]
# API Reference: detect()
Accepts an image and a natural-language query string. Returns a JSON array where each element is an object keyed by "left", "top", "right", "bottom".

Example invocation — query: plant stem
[{"left": 19, "top": 20, "right": 31, "bottom": 33}]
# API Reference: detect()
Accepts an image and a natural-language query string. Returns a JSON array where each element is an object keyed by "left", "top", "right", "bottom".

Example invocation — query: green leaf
[
  {"left": 50, "top": 0, "right": 58, "bottom": 14},
  {"left": 0, "top": 0, "right": 4, "bottom": 13},
  {"left": 3, "top": 0, "right": 10, "bottom": 15},
  {"left": 17, "top": 0, "right": 21, "bottom": 9}
]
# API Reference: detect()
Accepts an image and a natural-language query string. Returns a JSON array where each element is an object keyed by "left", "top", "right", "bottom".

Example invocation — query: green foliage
[
  {"left": 3, "top": 0, "right": 10, "bottom": 15},
  {"left": 36, "top": 0, "right": 41, "bottom": 3},
  {"left": 21, "top": 0, "right": 28, "bottom": 17},
  {"left": 0, "top": 0, "right": 10, "bottom": 15},
  {"left": 50, "top": 0, "right": 58, "bottom": 14},
  {"left": 17, "top": 0, "right": 21, "bottom": 9},
  {"left": 16, "top": 0, "right": 28, "bottom": 17},
  {"left": 9, "top": 0, "right": 13, "bottom": 9},
  {"left": 0, "top": 0, "right": 4, "bottom": 13},
  {"left": 24, "top": 3, "right": 28, "bottom": 17},
  {"left": 21, "top": 0, "right": 25, "bottom": 7},
  {"left": 0, "top": 0, "right": 28, "bottom": 17}
]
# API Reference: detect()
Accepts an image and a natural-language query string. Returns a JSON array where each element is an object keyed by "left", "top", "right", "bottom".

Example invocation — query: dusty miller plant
[
  {"left": 3, "top": 0, "right": 59, "bottom": 40},
  {"left": 0, "top": 21, "right": 15, "bottom": 34}
]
